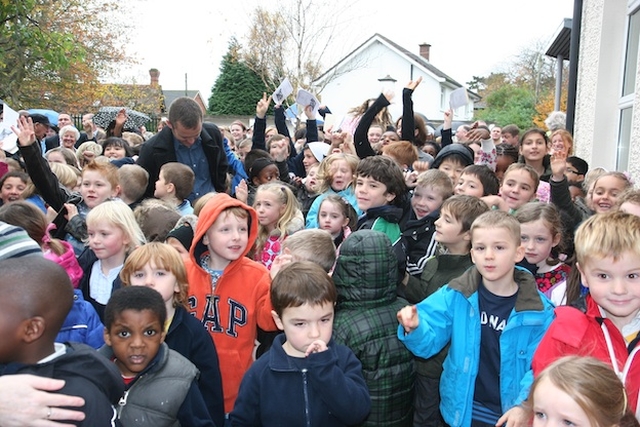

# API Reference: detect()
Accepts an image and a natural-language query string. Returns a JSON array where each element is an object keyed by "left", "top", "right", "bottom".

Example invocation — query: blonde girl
[
  {"left": 80, "top": 200, "right": 146, "bottom": 320},
  {"left": 306, "top": 152, "right": 362, "bottom": 228},
  {"left": 590, "top": 171, "right": 632, "bottom": 214},
  {"left": 525, "top": 356, "right": 638, "bottom": 427},
  {"left": 515, "top": 202, "right": 570, "bottom": 306},
  {"left": 317, "top": 194, "right": 358, "bottom": 249},
  {"left": 253, "top": 183, "right": 304, "bottom": 270},
  {"left": 120, "top": 242, "right": 225, "bottom": 426}
]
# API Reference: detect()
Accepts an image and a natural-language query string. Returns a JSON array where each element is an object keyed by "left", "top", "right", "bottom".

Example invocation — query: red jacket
[
  {"left": 533, "top": 295, "right": 640, "bottom": 414},
  {"left": 186, "top": 193, "right": 277, "bottom": 413}
]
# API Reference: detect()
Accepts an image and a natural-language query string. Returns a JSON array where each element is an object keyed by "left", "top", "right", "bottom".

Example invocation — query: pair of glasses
[{"left": 566, "top": 169, "right": 581, "bottom": 175}]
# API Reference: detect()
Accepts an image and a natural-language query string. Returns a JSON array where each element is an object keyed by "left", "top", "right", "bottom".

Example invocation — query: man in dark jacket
[{"left": 137, "top": 97, "right": 228, "bottom": 201}]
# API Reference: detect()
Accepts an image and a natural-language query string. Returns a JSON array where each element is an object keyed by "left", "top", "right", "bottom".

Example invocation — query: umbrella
[
  {"left": 93, "top": 107, "right": 150, "bottom": 131},
  {"left": 27, "top": 109, "right": 59, "bottom": 126}
]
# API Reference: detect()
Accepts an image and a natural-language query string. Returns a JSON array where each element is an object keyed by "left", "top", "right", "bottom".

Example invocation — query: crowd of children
[{"left": 2, "top": 86, "right": 640, "bottom": 427}]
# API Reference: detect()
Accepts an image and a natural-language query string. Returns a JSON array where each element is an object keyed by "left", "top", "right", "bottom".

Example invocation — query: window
[{"left": 617, "top": 2, "right": 640, "bottom": 169}]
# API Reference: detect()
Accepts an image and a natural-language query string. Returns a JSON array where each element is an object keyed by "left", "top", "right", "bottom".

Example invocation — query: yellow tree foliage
[
  {"left": 533, "top": 91, "right": 568, "bottom": 129},
  {"left": 1, "top": 0, "right": 134, "bottom": 113}
]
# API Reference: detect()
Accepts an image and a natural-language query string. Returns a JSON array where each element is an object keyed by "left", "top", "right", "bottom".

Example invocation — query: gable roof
[
  {"left": 314, "top": 33, "right": 480, "bottom": 100},
  {"left": 162, "top": 90, "right": 205, "bottom": 109}
]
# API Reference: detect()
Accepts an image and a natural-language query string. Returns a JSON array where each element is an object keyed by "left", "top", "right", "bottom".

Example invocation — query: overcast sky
[{"left": 122, "top": 0, "right": 574, "bottom": 98}]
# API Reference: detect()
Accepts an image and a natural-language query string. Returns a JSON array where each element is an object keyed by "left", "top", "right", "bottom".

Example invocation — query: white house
[
  {"left": 311, "top": 33, "right": 480, "bottom": 126},
  {"left": 571, "top": 0, "right": 640, "bottom": 179}
]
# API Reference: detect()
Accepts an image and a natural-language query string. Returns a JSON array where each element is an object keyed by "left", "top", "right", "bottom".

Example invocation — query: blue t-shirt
[{"left": 472, "top": 282, "right": 518, "bottom": 426}]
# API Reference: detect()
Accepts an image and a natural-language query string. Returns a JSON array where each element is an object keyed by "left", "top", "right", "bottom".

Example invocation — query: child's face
[
  {"left": 302, "top": 149, "right": 319, "bottom": 172},
  {"left": 355, "top": 175, "right": 395, "bottom": 212},
  {"left": 579, "top": 251, "right": 640, "bottom": 330},
  {"left": 104, "top": 309, "right": 166, "bottom": 377},
  {"left": 434, "top": 208, "right": 467, "bottom": 248},
  {"left": 455, "top": 173, "right": 485, "bottom": 198},
  {"left": 592, "top": 176, "right": 627, "bottom": 213},
  {"left": 468, "top": 143, "right": 481, "bottom": 163},
  {"left": 166, "top": 237, "right": 190, "bottom": 262},
  {"left": 437, "top": 158, "right": 465, "bottom": 184},
  {"left": 88, "top": 221, "right": 129, "bottom": 262},
  {"left": 520, "top": 219, "right": 560, "bottom": 267},
  {"left": 471, "top": 227, "right": 524, "bottom": 288},
  {"left": 81, "top": 170, "right": 117, "bottom": 209},
  {"left": 254, "top": 191, "right": 285, "bottom": 231},
  {"left": 154, "top": 171, "right": 170, "bottom": 199},
  {"left": 253, "top": 164, "right": 280, "bottom": 186},
  {"left": 318, "top": 200, "right": 349, "bottom": 237},
  {"left": 103, "top": 145, "right": 127, "bottom": 160},
  {"left": 500, "top": 169, "right": 537, "bottom": 210},
  {"left": 619, "top": 201, "right": 640, "bottom": 217},
  {"left": 0, "top": 177, "right": 26, "bottom": 204},
  {"left": 519, "top": 133, "right": 548, "bottom": 162},
  {"left": 128, "top": 261, "right": 180, "bottom": 308},
  {"left": 304, "top": 166, "right": 319, "bottom": 193},
  {"left": 272, "top": 301, "right": 334, "bottom": 358},
  {"left": 495, "top": 155, "right": 514, "bottom": 183},
  {"left": 329, "top": 159, "right": 353, "bottom": 191},
  {"left": 550, "top": 134, "right": 571, "bottom": 157},
  {"left": 532, "top": 377, "right": 592, "bottom": 427},
  {"left": 202, "top": 212, "right": 249, "bottom": 270},
  {"left": 411, "top": 184, "right": 443, "bottom": 219},
  {"left": 47, "top": 151, "right": 66, "bottom": 165}
]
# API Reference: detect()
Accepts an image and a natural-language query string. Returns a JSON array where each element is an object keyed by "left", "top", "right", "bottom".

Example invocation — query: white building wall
[
  {"left": 316, "top": 40, "right": 473, "bottom": 126},
  {"left": 574, "top": 0, "right": 630, "bottom": 171}
]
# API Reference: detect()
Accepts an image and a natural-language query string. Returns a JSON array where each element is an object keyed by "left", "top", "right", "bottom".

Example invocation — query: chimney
[
  {"left": 149, "top": 68, "right": 160, "bottom": 86},
  {"left": 419, "top": 43, "right": 431, "bottom": 61}
]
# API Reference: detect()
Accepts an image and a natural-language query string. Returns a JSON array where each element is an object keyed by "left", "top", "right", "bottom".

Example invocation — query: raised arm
[
  {"left": 440, "top": 109, "right": 454, "bottom": 147},
  {"left": 354, "top": 92, "right": 392, "bottom": 159},
  {"left": 401, "top": 77, "right": 422, "bottom": 143},
  {"left": 252, "top": 93, "right": 271, "bottom": 152}
]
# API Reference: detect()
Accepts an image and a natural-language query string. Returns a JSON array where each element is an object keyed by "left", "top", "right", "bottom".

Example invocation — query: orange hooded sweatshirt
[{"left": 186, "top": 193, "right": 276, "bottom": 413}]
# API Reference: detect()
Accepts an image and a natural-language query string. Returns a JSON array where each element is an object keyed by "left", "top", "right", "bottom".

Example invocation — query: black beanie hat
[
  {"left": 166, "top": 223, "right": 194, "bottom": 251},
  {"left": 430, "top": 143, "right": 474, "bottom": 169}
]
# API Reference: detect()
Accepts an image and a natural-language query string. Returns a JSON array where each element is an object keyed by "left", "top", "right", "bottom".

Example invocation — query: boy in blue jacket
[
  {"left": 398, "top": 210, "right": 554, "bottom": 427},
  {"left": 231, "top": 261, "right": 371, "bottom": 427}
]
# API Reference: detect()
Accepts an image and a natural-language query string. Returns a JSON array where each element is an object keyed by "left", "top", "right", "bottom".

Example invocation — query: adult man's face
[
  {"left": 58, "top": 114, "right": 72, "bottom": 128},
  {"left": 168, "top": 120, "right": 202, "bottom": 147},
  {"left": 33, "top": 122, "right": 48, "bottom": 139}
]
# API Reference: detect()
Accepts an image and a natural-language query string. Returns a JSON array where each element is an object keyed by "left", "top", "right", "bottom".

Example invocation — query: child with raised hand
[
  {"left": 306, "top": 152, "right": 361, "bottom": 229},
  {"left": 526, "top": 356, "right": 639, "bottom": 427},
  {"left": 186, "top": 193, "right": 277, "bottom": 414},
  {"left": 398, "top": 210, "right": 555, "bottom": 427},
  {"left": 230, "top": 261, "right": 371, "bottom": 427},
  {"left": 120, "top": 242, "right": 225, "bottom": 427},
  {"left": 532, "top": 211, "right": 640, "bottom": 416},
  {"left": 317, "top": 194, "right": 358, "bottom": 250},
  {"left": 78, "top": 200, "right": 146, "bottom": 321},
  {"left": 14, "top": 115, "right": 120, "bottom": 254},
  {"left": 515, "top": 202, "right": 571, "bottom": 306},
  {"left": 100, "top": 286, "right": 215, "bottom": 427},
  {"left": 0, "top": 201, "right": 105, "bottom": 349},
  {"left": 482, "top": 163, "right": 539, "bottom": 213},
  {"left": 253, "top": 182, "right": 304, "bottom": 270}
]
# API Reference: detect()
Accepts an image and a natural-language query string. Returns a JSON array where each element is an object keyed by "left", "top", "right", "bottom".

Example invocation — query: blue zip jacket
[
  {"left": 305, "top": 187, "right": 362, "bottom": 229},
  {"left": 398, "top": 267, "right": 554, "bottom": 427}
]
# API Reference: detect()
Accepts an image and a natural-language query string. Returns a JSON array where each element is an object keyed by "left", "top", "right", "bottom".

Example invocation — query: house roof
[
  {"left": 314, "top": 33, "right": 480, "bottom": 100},
  {"left": 163, "top": 90, "right": 204, "bottom": 109},
  {"left": 545, "top": 18, "right": 572, "bottom": 59}
]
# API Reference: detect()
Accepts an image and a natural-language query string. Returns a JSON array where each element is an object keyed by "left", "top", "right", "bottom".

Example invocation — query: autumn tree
[
  {"left": 209, "top": 38, "right": 269, "bottom": 115},
  {"left": 471, "top": 40, "right": 569, "bottom": 130},
  {"left": 0, "top": 0, "right": 133, "bottom": 112},
  {"left": 242, "top": 0, "right": 359, "bottom": 94}
]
